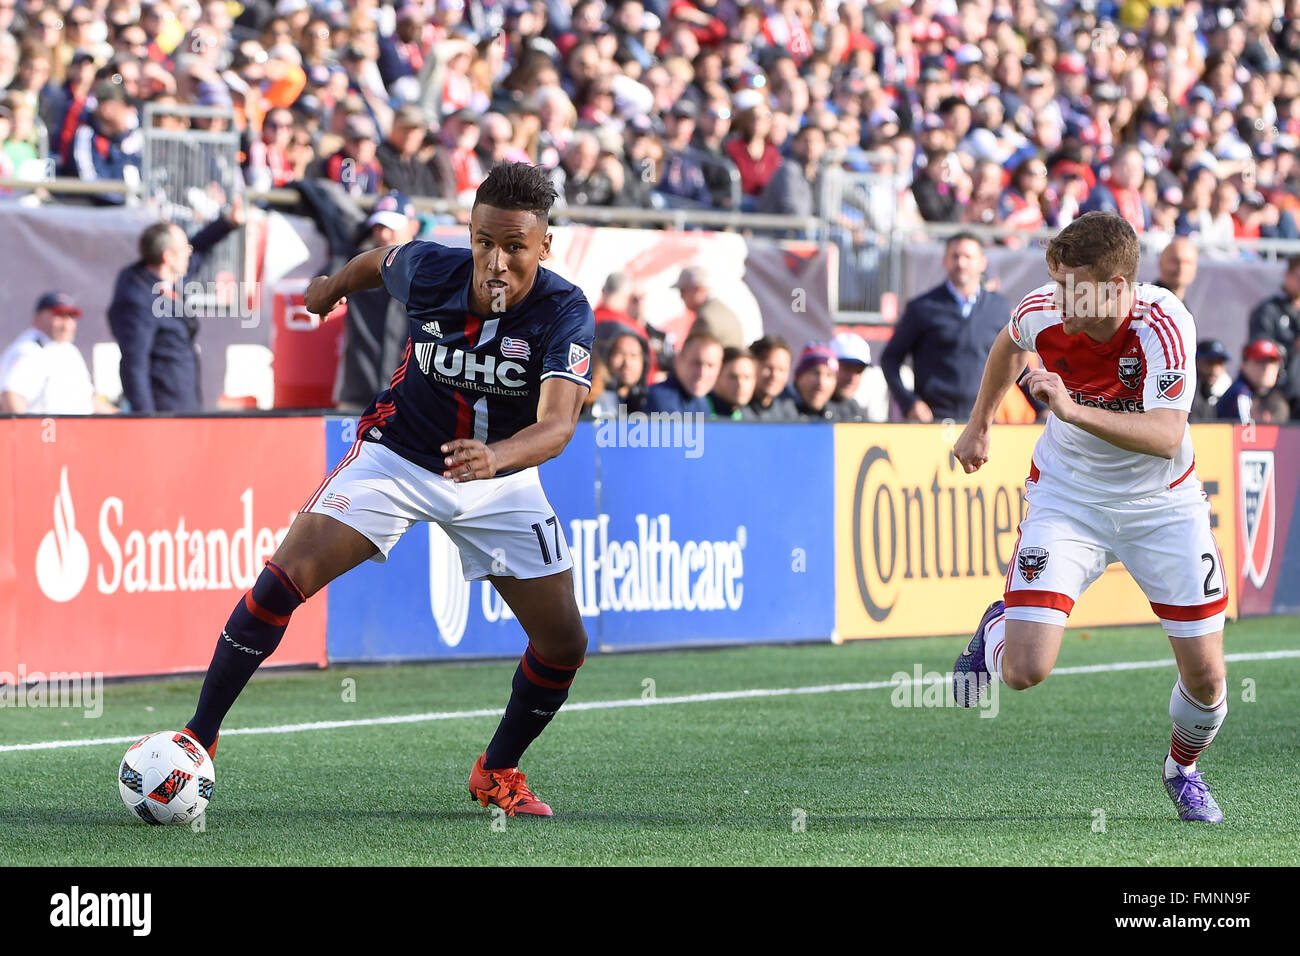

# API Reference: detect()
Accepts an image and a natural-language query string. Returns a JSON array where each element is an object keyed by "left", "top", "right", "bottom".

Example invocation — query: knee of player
[
  {"left": 1001, "top": 660, "right": 1049, "bottom": 691},
  {"left": 1181, "top": 669, "right": 1227, "bottom": 704},
  {"left": 533, "top": 624, "right": 589, "bottom": 665},
  {"left": 269, "top": 557, "right": 323, "bottom": 599}
]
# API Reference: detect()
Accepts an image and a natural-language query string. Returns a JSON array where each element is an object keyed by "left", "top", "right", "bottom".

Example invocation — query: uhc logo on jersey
[
  {"left": 1117, "top": 353, "right": 1143, "bottom": 390},
  {"left": 568, "top": 343, "right": 591, "bottom": 376},
  {"left": 1018, "top": 547, "right": 1049, "bottom": 583},
  {"left": 413, "top": 343, "right": 527, "bottom": 390},
  {"left": 1157, "top": 371, "right": 1185, "bottom": 400}
]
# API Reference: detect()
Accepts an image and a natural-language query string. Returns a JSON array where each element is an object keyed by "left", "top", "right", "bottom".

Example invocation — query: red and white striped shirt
[{"left": 1008, "top": 282, "right": 1197, "bottom": 502}]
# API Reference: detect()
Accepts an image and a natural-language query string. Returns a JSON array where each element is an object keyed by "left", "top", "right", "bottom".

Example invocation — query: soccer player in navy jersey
[{"left": 181, "top": 163, "right": 595, "bottom": 817}]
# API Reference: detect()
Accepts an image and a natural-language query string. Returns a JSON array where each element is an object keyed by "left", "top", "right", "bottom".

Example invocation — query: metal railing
[
  {"left": 140, "top": 103, "right": 246, "bottom": 300},
  {"left": 819, "top": 167, "right": 905, "bottom": 317}
]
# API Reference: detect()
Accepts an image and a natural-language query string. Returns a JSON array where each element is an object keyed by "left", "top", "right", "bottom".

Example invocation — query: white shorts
[
  {"left": 1004, "top": 465, "right": 1228, "bottom": 638},
  {"left": 300, "top": 440, "right": 572, "bottom": 581}
]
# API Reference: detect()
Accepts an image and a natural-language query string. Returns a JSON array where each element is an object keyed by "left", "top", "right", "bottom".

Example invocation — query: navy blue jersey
[{"left": 356, "top": 240, "right": 595, "bottom": 475}]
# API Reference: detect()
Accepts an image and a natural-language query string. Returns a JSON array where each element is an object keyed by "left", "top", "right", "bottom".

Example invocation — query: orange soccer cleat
[
  {"left": 468, "top": 753, "right": 553, "bottom": 817},
  {"left": 182, "top": 727, "right": 219, "bottom": 761}
]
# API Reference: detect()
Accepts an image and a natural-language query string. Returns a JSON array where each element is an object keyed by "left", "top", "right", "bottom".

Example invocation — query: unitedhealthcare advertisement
[{"left": 324, "top": 419, "right": 837, "bottom": 660}]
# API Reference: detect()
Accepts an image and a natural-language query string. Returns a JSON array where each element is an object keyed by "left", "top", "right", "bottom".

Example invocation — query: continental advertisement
[{"left": 835, "top": 424, "right": 1238, "bottom": 640}]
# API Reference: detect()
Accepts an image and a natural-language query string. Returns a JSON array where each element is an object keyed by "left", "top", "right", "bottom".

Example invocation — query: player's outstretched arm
[
  {"left": 303, "top": 245, "right": 395, "bottom": 317},
  {"left": 953, "top": 327, "right": 1029, "bottom": 473},
  {"left": 441, "top": 378, "right": 587, "bottom": 482},
  {"left": 1023, "top": 368, "right": 1186, "bottom": 458}
]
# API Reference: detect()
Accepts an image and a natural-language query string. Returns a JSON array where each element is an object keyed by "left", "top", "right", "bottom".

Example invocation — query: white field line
[{"left": 2, "top": 648, "right": 1298, "bottom": 755}]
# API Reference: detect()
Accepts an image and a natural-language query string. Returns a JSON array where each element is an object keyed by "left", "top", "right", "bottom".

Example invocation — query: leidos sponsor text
[{"left": 35, "top": 466, "right": 294, "bottom": 602}]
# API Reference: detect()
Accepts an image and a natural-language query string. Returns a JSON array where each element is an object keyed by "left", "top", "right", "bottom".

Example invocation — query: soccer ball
[{"left": 118, "top": 731, "right": 215, "bottom": 825}]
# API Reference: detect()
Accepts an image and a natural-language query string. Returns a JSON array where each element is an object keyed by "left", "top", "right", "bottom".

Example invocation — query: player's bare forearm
[
  {"left": 1024, "top": 368, "right": 1186, "bottom": 458},
  {"left": 305, "top": 246, "right": 393, "bottom": 316},
  {"left": 968, "top": 328, "right": 1028, "bottom": 429},
  {"left": 953, "top": 329, "right": 1027, "bottom": 474},
  {"left": 441, "top": 378, "right": 588, "bottom": 481},
  {"left": 1057, "top": 403, "right": 1186, "bottom": 459}
]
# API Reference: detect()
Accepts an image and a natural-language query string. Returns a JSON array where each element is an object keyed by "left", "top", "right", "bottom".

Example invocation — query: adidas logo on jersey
[{"left": 422, "top": 321, "right": 443, "bottom": 338}]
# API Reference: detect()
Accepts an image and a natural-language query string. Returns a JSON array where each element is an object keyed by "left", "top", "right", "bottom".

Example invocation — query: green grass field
[{"left": 3, "top": 616, "right": 1299, "bottom": 866}]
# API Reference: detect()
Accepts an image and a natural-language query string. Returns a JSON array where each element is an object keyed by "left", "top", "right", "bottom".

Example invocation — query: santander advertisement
[{"left": 0, "top": 418, "right": 327, "bottom": 677}]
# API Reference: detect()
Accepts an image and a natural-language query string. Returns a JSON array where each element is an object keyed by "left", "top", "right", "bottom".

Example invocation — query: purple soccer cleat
[
  {"left": 1163, "top": 764, "right": 1224, "bottom": 823},
  {"left": 952, "top": 600, "right": 1003, "bottom": 707}
]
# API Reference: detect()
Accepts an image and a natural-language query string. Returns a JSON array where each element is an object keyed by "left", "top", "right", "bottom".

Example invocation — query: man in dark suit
[
  {"left": 108, "top": 203, "right": 245, "bottom": 412},
  {"left": 881, "top": 232, "right": 1010, "bottom": 422}
]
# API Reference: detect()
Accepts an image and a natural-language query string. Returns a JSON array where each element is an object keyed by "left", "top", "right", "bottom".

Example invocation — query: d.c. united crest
[
  {"left": 1118, "top": 353, "right": 1143, "bottom": 390},
  {"left": 1018, "top": 547, "right": 1049, "bottom": 583}
]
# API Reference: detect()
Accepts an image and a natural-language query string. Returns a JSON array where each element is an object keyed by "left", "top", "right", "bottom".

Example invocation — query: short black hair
[
  {"left": 473, "top": 162, "right": 558, "bottom": 224},
  {"left": 749, "top": 334, "right": 791, "bottom": 359},
  {"left": 139, "top": 221, "right": 182, "bottom": 266},
  {"left": 945, "top": 231, "right": 984, "bottom": 251}
]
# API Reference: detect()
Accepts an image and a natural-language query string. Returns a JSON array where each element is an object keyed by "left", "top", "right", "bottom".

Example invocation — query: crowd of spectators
[
  {"left": 5, "top": 0, "right": 1300, "bottom": 423},
  {"left": 1, "top": 0, "right": 1299, "bottom": 255}
]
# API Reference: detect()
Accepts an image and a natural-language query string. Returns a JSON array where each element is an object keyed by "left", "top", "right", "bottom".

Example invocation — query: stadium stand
[{"left": 5, "top": 0, "right": 1300, "bottom": 418}]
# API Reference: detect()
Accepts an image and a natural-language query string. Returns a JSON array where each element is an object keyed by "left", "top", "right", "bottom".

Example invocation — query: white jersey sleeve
[
  {"left": 1007, "top": 282, "right": 1060, "bottom": 353},
  {"left": 1134, "top": 286, "right": 1195, "bottom": 413}
]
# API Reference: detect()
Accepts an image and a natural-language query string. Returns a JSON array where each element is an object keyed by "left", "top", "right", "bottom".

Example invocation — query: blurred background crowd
[{"left": 2, "top": 0, "right": 1299, "bottom": 239}]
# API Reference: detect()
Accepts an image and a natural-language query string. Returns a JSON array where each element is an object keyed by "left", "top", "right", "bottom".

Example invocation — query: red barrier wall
[{"left": 0, "top": 417, "right": 327, "bottom": 678}]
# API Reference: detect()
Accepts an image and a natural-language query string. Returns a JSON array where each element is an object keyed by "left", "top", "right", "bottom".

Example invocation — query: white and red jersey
[{"left": 1008, "top": 282, "right": 1197, "bottom": 503}]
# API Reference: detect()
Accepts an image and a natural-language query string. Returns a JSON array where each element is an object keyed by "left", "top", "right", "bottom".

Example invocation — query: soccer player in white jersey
[{"left": 950, "top": 212, "right": 1229, "bottom": 823}]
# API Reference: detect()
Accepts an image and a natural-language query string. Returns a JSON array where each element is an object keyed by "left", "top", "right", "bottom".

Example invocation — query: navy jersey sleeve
[
  {"left": 379, "top": 240, "right": 464, "bottom": 307},
  {"left": 539, "top": 289, "right": 596, "bottom": 390}
]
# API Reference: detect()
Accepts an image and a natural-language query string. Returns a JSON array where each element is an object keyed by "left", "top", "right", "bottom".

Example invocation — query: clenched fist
[{"left": 305, "top": 275, "right": 345, "bottom": 318}]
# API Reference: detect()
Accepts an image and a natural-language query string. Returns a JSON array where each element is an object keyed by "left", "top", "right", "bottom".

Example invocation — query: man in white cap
[
  {"left": 673, "top": 264, "right": 745, "bottom": 350},
  {"left": 827, "top": 330, "right": 871, "bottom": 422},
  {"left": 0, "top": 292, "right": 115, "bottom": 414}
]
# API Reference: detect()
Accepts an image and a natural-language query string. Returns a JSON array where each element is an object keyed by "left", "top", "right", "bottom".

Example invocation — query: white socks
[
  {"left": 1166, "top": 678, "right": 1227, "bottom": 779},
  {"left": 982, "top": 612, "right": 1007, "bottom": 683}
]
